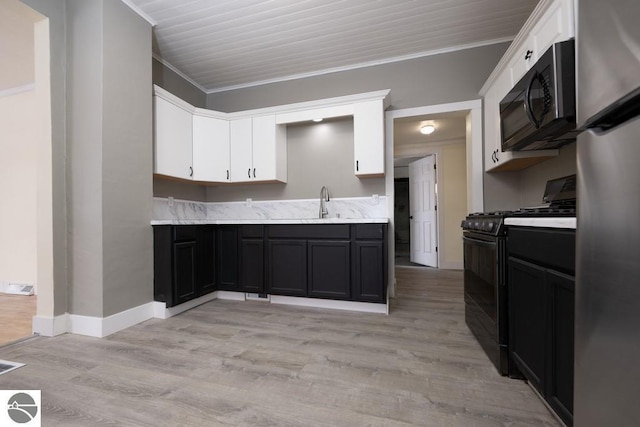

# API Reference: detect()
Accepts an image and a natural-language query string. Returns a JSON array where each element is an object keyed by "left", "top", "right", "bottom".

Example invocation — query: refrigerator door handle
[{"left": 581, "top": 87, "right": 640, "bottom": 135}]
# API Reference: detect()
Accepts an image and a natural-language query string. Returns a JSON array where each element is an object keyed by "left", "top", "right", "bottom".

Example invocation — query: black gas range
[{"left": 461, "top": 175, "right": 576, "bottom": 376}]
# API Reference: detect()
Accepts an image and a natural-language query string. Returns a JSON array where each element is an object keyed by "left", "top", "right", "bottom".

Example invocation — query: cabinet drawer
[
  {"left": 173, "top": 226, "right": 197, "bottom": 241},
  {"left": 242, "top": 224, "right": 264, "bottom": 238},
  {"left": 507, "top": 227, "right": 575, "bottom": 273},
  {"left": 268, "top": 224, "right": 350, "bottom": 239},
  {"left": 355, "top": 224, "right": 385, "bottom": 240}
]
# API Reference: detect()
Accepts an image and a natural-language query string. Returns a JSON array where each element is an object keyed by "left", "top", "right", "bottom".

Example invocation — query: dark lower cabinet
[
  {"left": 507, "top": 226, "right": 575, "bottom": 426},
  {"left": 155, "top": 223, "right": 387, "bottom": 306},
  {"left": 353, "top": 241, "right": 385, "bottom": 302},
  {"left": 153, "top": 225, "right": 216, "bottom": 308},
  {"left": 217, "top": 226, "right": 239, "bottom": 291},
  {"left": 198, "top": 225, "right": 216, "bottom": 295},
  {"left": 308, "top": 240, "right": 351, "bottom": 299},
  {"left": 548, "top": 270, "right": 575, "bottom": 424},
  {"left": 268, "top": 240, "right": 307, "bottom": 296},
  {"left": 508, "top": 257, "right": 546, "bottom": 393},
  {"left": 241, "top": 225, "right": 265, "bottom": 293}
]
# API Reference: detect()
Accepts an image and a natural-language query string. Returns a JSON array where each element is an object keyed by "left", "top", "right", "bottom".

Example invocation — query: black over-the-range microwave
[{"left": 500, "top": 39, "right": 581, "bottom": 151}]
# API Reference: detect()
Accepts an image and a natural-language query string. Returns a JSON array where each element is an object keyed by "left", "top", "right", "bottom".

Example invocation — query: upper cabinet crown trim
[
  {"left": 153, "top": 85, "right": 390, "bottom": 121},
  {"left": 480, "top": 0, "right": 560, "bottom": 95}
]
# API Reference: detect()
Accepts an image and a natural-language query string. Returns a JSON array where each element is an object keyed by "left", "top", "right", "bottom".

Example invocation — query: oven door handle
[{"left": 463, "top": 236, "right": 497, "bottom": 249}]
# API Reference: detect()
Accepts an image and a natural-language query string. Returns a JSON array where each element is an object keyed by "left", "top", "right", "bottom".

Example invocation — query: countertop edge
[
  {"left": 504, "top": 217, "right": 576, "bottom": 229},
  {"left": 151, "top": 218, "right": 390, "bottom": 225}
]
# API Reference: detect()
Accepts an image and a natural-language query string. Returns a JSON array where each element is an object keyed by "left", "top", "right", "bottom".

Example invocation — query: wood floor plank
[{"left": 0, "top": 267, "right": 560, "bottom": 426}]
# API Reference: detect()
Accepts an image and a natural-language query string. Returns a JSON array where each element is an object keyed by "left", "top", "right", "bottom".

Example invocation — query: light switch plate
[
  {"left": 168, "top": 196, "right": 174, "bottom": 207},
  {"left": 372, "top": 194, "right": 379, "bottom": 204},
  {"left": 246, "top": 198, "right": 252, "bottom": 207}
]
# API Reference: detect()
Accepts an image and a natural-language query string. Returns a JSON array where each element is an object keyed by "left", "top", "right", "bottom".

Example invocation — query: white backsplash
[{"left": 153, "top": 196, "right": 388, "bottom": 221}]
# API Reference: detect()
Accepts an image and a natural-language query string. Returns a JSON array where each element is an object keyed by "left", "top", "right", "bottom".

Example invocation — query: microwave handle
[
  {"left": 524, "top": 72, "right": 539, "bottom": 128},
  {"left": 524, "top": 71, "right": 552, "bottom": 129}
]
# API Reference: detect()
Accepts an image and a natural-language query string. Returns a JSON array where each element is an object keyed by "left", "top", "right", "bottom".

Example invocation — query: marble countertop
[
  {"left": 504, "top": 217, "right": 576, "bottom": 229},
  {"left": 151, "top": 218, "right": 390, "bottom": 225}
]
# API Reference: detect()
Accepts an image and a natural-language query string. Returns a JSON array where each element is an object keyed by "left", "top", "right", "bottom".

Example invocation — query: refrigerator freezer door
[
  {"left": 576, "top": 0, "right": 640, "bottom": 126},
  {"left": 575, "top": 119, "right": 640, "bottom": 426}
]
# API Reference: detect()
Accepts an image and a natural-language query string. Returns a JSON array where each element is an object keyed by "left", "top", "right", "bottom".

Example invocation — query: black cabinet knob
[{"left": 525, "top": 49, "right": 533, "bottom": 60}]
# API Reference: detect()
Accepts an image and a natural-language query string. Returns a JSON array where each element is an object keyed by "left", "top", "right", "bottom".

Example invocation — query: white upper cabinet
[
  {"left": 353, "top": 100, "right": 385, "bottom": 176},
  {"left": 154, "top": 96, "right": 193, "bottom": 180},
  {"left": 153, "top": 85, "right": 388, "bottom": 183},
  {"left": 192, "top": 114, "right": 230, "bottom": 182},
  {"left": 252, "top": 115, "right": 286, "bottom": 182},
  {"left": 230, "top": 116, "right": 286, "bottom": 183},
  {"left": 481, "top": 0, "right": 575, "bottom": 172}
]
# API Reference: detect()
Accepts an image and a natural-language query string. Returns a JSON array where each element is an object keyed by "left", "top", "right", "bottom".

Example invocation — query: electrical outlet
[
  {"left": 168, "top": 196, "right": 174, "bottom": 207},
  {"left": 372, "top": 194, "right": 379, "bottom": 204},
  {"left": 246, "top": 198, "right": 252, "bottom": 207}
]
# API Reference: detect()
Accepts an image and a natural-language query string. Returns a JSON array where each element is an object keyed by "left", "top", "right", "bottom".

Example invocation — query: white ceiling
[{"left": 129, "top": 0, "right": 539, "bottom": 93}]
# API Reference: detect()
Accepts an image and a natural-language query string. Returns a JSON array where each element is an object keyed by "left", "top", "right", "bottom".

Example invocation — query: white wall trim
[
  {"left": 205, "top": 37, "right": 514, "bottom": 94},
  {"left": 101, "top": 303, "right": 155, "bottom": 337},
  {"left": 385, "top": 99, "right": 483, "bottom": 285},
  {"left": 0, "top": 83, "right": 35, "bottom": 98},
  {"left": 152, "top": 54, "right": 208, "bottom": 94},
  {"left": 270, "top": 295, "right": 387, "bottom": 314},
  {"left": 32, "top": 313, "right": 69, "bottom": 337}
]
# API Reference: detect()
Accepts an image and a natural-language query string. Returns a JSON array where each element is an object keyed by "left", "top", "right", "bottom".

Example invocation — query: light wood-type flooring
[
  {"left": 0, "top": 293, "right": 36, "bottom": 346},
  {"left": 0, "top": 268, "right": 559, "bottom": 426}
]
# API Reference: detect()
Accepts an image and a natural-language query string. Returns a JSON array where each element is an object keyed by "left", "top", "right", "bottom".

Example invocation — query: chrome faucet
[{"left": 319, "top": 186, "right": 330, "bottom": 218}]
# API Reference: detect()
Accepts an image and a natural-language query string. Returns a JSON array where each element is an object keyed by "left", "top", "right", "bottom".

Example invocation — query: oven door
[{"left": 463, "top": 232, "right": 509, "bottom": 375}]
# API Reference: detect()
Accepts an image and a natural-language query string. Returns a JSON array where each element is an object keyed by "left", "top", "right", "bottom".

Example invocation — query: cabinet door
[
  {"left": 308, "top": 241, "right": 351, "bottom": 299},
  {"left": 268, "top": 240, "right": 307, "bottom": 296},
  {"left": 508, "top": 257, "right": 547, "bottom": 394},
  {"left": 216, "top": 226, "right": 239, "bottom": 291},
  {"left": 198, "top": 225, "right": 216, "bottom": 296},
  {"left": 192, "top": 115, "right": 230, "bottom": 182},
  {"left": 241, "top": 239, "right": 264, "bottom": 293},
  {"left": 353, "top": 100, "right": 384, "bottom": 176},
  {"left": 252, "top": 115, "right": 287, "bottom": 182},
  {"left": 154, "top": 96, "right": 193, "bottom": 180},
  {"left": 229, "top": 118, "right": 253, "bottom": 182},
  {"left": 353, "top": 241, "right": 385, "bottom": 302},
  {"left": 531, "top": 0, "right": 574, "bottom": 62},
  {"left": 173, "top": 240, "right": 197, "bottom": 306},
  {"left": 547, "top": 270, "right": 574, "bottom": 425}
]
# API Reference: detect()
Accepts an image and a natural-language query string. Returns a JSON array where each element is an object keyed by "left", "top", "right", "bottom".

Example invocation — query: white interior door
[{"left": 409, "top": 156, "right": 438, "bottom": 267}]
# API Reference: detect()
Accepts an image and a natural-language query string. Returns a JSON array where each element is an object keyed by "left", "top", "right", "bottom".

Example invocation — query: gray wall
[
  {"left": 102, "top": 0, "right": 153, "bottom": 317},
  {"left": 483, "top": 142, "right": 577, "bottom": 211},
  {"left": 152, "top": 58, "right": 208, "bottom": 200},
  {"left": 24, "top": 0, "right": 153, "bottom": 318},
  {"left": 152, "top": 57, "right": 206, "bottom": 108},
  {"left": 66, "top": 0, "right": 104, "bottom": 316},
  {"left": 207, "top": 43, "right": 510, "bottom": 112},
  {"left": 206, "top": 118, "right": 384, "bottom": 202},
  {"left": 22, "top": 0, "right": 68, "bottom": 316}
]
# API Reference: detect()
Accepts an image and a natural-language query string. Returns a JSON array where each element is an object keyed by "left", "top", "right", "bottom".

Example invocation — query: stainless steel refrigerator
[{"left": 575, "top": 0, "right": 640, "bottom": 425}]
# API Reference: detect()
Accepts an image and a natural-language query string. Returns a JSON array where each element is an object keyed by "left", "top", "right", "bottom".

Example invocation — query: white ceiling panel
[{"left": 129, "top": 0, "right": 539, "bottom": 93}]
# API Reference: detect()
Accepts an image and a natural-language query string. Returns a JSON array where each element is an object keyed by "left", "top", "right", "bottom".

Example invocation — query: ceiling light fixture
[
  {"left": 420, "top": 124, "right": 436, "bottom": 135},
  {"left": 313, "top": 118, "right": 323, "bottom": 122}
]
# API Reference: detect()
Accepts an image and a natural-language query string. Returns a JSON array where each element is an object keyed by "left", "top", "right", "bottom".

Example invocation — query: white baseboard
[
  {"left": 270, "top": 295, "right": 387, "bottom": 314},
  {"left": 68, "top": 302, "right": 155, "bottom": 338},
  {"left": 32, "top": 313, "right": 69, "bottom": 337},
  {"left": 153, "top": 292, "right": 219, "bottom": 319}
]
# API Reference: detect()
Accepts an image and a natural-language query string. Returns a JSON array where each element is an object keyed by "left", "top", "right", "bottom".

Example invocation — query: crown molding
[{"left": 120, "top": 0, "right": 156, "bottom": 26}]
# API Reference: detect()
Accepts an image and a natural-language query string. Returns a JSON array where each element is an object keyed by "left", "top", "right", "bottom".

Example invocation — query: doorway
[
  {"left": 0, "top": 0, "right": 52, "bottom": 345},
  {"left": 385, "top": 100, "right": 483, "bottom": 296}
]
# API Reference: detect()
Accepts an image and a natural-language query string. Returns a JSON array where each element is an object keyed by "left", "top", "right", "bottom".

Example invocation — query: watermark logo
[{"left": 1, "top": 391, "right": 40, "bottom": 426}]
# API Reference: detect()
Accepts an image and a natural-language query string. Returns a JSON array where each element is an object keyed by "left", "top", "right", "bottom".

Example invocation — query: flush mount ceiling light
[
  {"left": 313, "top": 118, "right": 323, "bottom": 122},
  {"left": 420, "top": 124, "right": 436, "bottom": 135}
]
